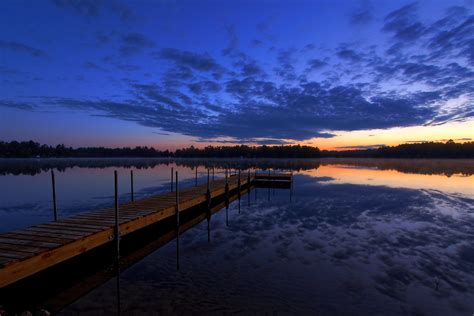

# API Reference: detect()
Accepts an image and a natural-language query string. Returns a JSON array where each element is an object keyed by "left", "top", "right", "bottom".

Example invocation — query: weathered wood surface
[{"left": 0, "top": 173, "right": 291, "bottom": 288}]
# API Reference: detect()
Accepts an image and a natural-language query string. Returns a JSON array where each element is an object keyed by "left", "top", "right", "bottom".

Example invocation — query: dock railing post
[
  {"left": 130, "top": 169, "right": 134, "bottom": 202},
  {"left": 175, "top": 171, "right": 180, "bottom": 270},
  {"left": 238, "top": 170, "right": 241, "bottom": 196},
  {"left": 212, "top": 167, "right": 215, "bottom": 181},
  {"left": 114, "top": 170, "right": 120, "bottom": 259},
  {"left": 290, "top": 171, "right": 293, "bottom": 202},
  {"left": 225, "top": 169, "right": 229, "bottom": 202},
  {"left": 247, "top": 169, "right": 251, "bottom": 206},
  {"left": 206, "top": 168, "right": 211, "bottom": 242},
  {"left": 247, "top": 169, "right": 250, "bottom": 189},
  {"left": 51, "top": 170, "right": 57, "bottom": 221},
  {"left": 255, "top": 172, "right": 258, "bottom": 201},
  {"left": 238, "top": 169, "right": 241, "bottom": 213},
  {"left": 225, "top": 169, "right": 229, "bottom": 226},
  {"left": 170, "top": 167, "right": 174, "bottom": 192}
]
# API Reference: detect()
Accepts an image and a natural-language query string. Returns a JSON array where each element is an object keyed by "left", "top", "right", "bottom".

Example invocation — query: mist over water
[{"left": 1, "top": 158, "right": 473, "bottom": 315}]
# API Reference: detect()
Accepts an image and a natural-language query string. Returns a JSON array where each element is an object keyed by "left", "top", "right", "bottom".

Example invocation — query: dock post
[
  {"left": 225, "top": 169, "right": 229, "bottom": 226},
  {"left": 238, "top": 169, "right": 241, "bottom": 193},
  {"left": 247, "top": 170, "right": 251, "bottom": 206},
  {"left": 238, "top": 170, "right": 241, "bottom": 214},
  {"left": 247, "top": 170, "right": 250, "bottom": 191},
  {"left": 206, "top": 168, "right": 212, "bottom": 242},
  {"left": 207, "top": 168, "right": 210, "bottom": 188},
  {"left": 225, "top": 169, "right": 229, "bottom": 202},
  {"left": 114, "top": 170, "right": 120, "bottom": 259},
  {"left": 290, "top": 171, "right": 293, "bottom": 202},
  {"left": 212, "top": 167, "right": 215, "bottom": 181},
  {"left": 130, "top": 169, "right": 134, "bottom": 202},
  {"left": 170, "top": 167, "right": 174, "bottom": 192},
  {"left": 195, "top": 167, "right": 198, "bottom": 186},
  {"left": 175, "top": 171, "right": 180, "bottom": 270},
  {"left": 51, "top": 170, "right": 57, "bottom": 221}
]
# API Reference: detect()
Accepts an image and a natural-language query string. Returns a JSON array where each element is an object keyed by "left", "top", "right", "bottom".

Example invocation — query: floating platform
[{"left": 0, "top": 171, "right": 292, "bottom": 288}]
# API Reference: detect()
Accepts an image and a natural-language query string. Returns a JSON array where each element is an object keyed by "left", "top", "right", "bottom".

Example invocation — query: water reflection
[
  {"left": 301, "top": 164, "right": 474, "bottom": 196},
  {"left": 1, "top": 157, "right": 473, "bottom": 176},
  {"left": 0, "top": 158, "right": 473, "bottom": 315},
  {"left": 60, "top": 174, "right": 474, "bottom": 314}
]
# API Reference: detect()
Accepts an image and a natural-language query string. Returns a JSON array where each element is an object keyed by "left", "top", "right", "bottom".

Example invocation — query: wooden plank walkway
[{"left": 0, "top": 172, "right": 291, "bottom": 288}]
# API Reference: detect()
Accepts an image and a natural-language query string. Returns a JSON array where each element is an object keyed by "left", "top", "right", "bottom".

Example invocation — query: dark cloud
[
  {"left": 306, "top": 59, "right": 327, "bottom": 72},
  {"left": 336, "top": 144, "right": 385, "bottom": 149},
  {"left": 222, "top": 25, "right": 239, "bottom": 56},
  {"left": 337, "top": 48, "right": 363, "bottom": 62},
  {"left": 187, "top": 81, "right": 221, "bottom": 94},
  {"left": 152, "top": 131, "right": 171, "bottom": 136},
  {"left": 350, "top": 10, "right": 373, "bottom": 25},
  {"left": 0, "top": 100, "right": 35, "bottom": 111},
  {"left": 120, "top": 33, "right": 154, "bottom": 56},
  {"left": 383, "top": 3, "right": 426, "bottom": 42},
  {"left": 51, "top": 0, "right": 134, "bottom": 21},
  {"left": 274, "top": 49, "right": 296, "bottom": 81},
  {"left": 155, "top": 48, "right": 224, "bottom": 75},
  {"left": 427, "top": 10, "right": 474, "bottom": 65},
  {"left": 196, "top": 138, "right": 293, "bottom": 145},
  {"left": 41, "top": 77, "right": 445, "bottom": 142},
  {"left": 301, "top": 43, "right": 316, "bottom": 53},
  {"left": 0, "top": 40, "right": 45, "bottom": 57},
  {"left": 233, "top": 56, "right": 263, "bottom": 77}
]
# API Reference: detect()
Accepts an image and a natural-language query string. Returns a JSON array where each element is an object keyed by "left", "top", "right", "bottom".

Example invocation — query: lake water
[{"left": 0, "top": 158, "right": 473, "bottom": 315}]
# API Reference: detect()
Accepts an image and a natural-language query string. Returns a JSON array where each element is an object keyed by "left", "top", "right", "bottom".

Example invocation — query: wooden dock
[{"left": 0, "top": 171, "right": 292, "bottom": 288}]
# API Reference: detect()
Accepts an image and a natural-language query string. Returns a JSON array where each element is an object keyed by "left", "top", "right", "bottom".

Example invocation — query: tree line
[
  {"left": 0, "top": 140, "right": 472, "bottom": 159},
  {"left": 320, "top": 140, "right": 474, "bottom": 159},
  {"left": 0, "top": 141, "right": 320, "bottom": 158}
]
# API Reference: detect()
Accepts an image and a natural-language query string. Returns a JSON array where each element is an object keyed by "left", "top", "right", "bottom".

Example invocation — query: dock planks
[{"left": 0, "top": 172, "right": 291, "bottom": 288}]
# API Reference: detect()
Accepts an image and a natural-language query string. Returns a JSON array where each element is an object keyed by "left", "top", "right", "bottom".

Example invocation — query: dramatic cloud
[
  {"left": 42, "top": 78, "right": 442, "bottom": 142},
  {"left": 0, "top": 40, "right": 45, "bottom": 57},
  {"left": 2, "top": 2, "right": 473, "bottom": 145}
]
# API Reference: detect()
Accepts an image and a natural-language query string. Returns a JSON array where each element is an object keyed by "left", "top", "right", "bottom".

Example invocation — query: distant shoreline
[{"left": 1, "top": 140, "right": 473, "bottom": 159}]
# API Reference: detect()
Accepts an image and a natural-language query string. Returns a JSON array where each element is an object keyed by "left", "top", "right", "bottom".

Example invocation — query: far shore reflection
[{"left": 0, "top": 157, "right": 472, "bottom": 176}]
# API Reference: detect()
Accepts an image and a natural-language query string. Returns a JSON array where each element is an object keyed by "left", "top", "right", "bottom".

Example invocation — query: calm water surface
[{"left": 0, "top": 158, "right": 473, "bottom": 315}]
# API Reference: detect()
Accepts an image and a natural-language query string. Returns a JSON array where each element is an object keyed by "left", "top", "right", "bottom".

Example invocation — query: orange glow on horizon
[
  {"left": 37, "top": 119, "right": 473, "bottom": 151},
  {"left": 299, "top": 163, "right": 474, "bottom": 196}
]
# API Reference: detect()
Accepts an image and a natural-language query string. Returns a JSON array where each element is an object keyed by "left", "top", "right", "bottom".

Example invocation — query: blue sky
[{"left": 0, "top": 0, "right": 473, "bottom": 149}]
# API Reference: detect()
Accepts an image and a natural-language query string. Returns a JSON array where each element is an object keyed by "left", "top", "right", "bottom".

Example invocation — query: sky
[{"left": 0, "top": 0, "right": 473, "bottom": 150}]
